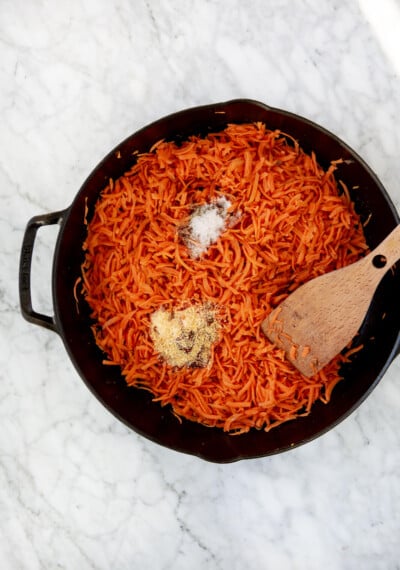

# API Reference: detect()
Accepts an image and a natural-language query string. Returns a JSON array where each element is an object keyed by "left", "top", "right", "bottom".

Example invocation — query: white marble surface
[{"left": 1, "top": 0, "right": 400, "bottom": 568}]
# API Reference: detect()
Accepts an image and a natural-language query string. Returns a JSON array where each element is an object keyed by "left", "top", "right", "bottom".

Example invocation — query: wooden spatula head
[{"left": 261, "top": 225, "right": 400, "bottom": 376}]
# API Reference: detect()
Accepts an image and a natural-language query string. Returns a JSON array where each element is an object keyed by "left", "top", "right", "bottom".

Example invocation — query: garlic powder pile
[{"left": 150, "top": 304, "right": 220, "bottom": 368}]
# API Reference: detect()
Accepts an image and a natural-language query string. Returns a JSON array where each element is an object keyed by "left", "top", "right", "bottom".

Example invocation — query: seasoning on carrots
[
  {"left": 80, "top": 122, "right": 368, "bottom": 434},
  {"left": 150, "top": 303, "right": 220, "bottom": 367},
  {"left": 179, "top": 196, "right": 237, "bottom": 259}
]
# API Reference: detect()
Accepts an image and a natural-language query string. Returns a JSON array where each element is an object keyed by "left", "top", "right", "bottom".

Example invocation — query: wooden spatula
[{"left": 261, "top": 225, "right": 400, "bottom": 377}]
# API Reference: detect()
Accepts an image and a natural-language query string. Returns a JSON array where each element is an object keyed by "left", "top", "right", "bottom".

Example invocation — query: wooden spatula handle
[{"left": 359, "top": 224, "right": 400, "bottom": 288}]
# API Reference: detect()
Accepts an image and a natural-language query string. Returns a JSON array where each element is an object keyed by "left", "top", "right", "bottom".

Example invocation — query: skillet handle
[{"left": 19, "top": 209, "right": 67, "bottom": 332}]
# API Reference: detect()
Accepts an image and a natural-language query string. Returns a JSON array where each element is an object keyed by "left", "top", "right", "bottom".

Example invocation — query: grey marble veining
[{"left": 1, "top": 0, "right": 400, "bottom": 568}]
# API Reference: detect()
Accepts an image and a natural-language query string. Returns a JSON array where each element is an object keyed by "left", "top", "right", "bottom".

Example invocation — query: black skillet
[{"left": 19, "top": 99, "right": 400, "bottom": 462}]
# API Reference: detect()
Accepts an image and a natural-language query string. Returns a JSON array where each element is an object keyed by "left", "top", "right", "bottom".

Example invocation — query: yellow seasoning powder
[{"left": 150, "top": 304, "right": 220, "bottom": 368}]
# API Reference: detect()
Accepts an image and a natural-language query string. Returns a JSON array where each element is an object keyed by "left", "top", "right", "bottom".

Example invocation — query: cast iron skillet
[{"left": 19, "top": 99, "right": 400, "bottom": 462}]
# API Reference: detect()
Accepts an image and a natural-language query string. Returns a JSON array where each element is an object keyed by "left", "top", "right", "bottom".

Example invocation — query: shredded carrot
[
  {"left": 289, "top": 344, "right": 298, "bottom": 361},
  {"left": 80, "top": 122, "right": 368, "bottom": 433},
  {"left": 73, "top": 276, "right": 82, "bottom": 313},
  {"left": 343, "top": 343, "right": 364, "bottom": 360}
]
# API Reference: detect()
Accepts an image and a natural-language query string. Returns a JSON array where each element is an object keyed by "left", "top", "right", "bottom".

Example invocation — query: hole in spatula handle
[{"left": 372, "top": 254, "right": 387, "bottom": 269}]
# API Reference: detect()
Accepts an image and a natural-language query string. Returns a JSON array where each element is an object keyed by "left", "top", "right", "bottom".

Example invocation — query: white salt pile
[{"left": 182, "top": 197, "right": 236, "bottom": 258}]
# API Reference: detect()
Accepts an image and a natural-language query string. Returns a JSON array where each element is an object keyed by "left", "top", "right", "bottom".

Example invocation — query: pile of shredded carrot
[{"left": 80, "top": 122, "right": 368, "bottom": 434}]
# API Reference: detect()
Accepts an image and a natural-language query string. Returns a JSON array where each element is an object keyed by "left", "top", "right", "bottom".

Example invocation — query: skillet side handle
[{"left": 19, "top": 209, "right": 67, "bottom": 332}]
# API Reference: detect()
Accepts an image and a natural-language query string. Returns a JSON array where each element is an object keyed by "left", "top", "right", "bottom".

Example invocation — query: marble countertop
[{"left": 2, "top": 0, "right": 400, "bottom": 568}]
